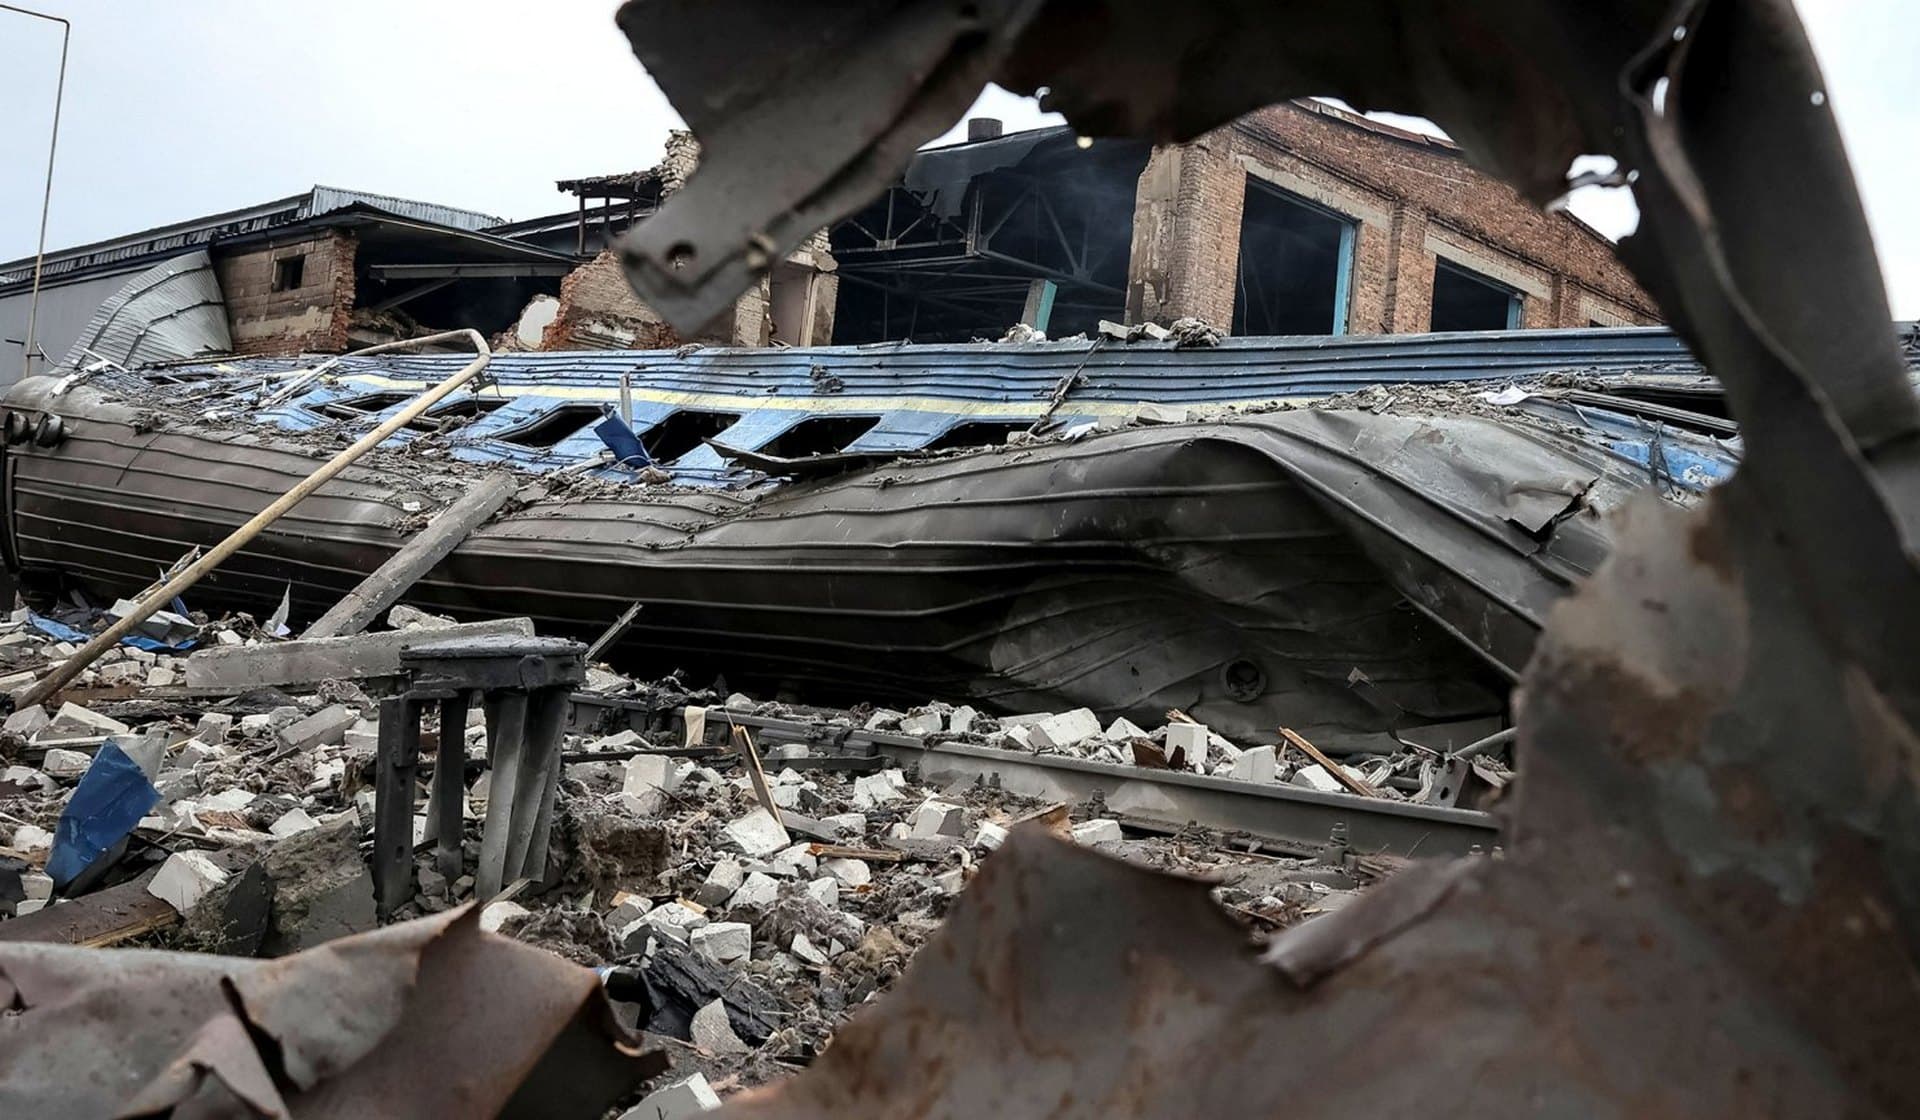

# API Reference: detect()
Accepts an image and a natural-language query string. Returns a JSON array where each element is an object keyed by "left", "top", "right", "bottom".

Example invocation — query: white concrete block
[
  {"left": 269, "top": 807, "right": 321, "bottom": 838},
  {"left": 820, "top": 857, "right": 872, "bottom": 888},
  {"left": 695, "top": 859, "right": 744, "bottom": 907},
  {"left": 908, "top": 799, "right": 966, "bottom": 839},
  {"left": 13, "top": 899, "right": 46, "bottom": 916},
  {"left": 617, "top": 1073, "right": 722, "bottom": 1120},
  {"left": 948, "top": 705, "right": 978, "bottom": 734},
  {"left": 1164, "top": 722, "right": 1209, "bottom": 771},
  {"left": 821, "top": 812, "right": 866, "bottom": 839},
  {"left": 51, "top": 702, "right": 129, "bottom": 737},
  {"left": 973, "top": 821, "right": 1009, "bottom": 851},
  {"left": 148, "top": 850, "right": 231, "bottom": 914},
  {"left": 2, "top": 765, "right": 54, "bottom": 794},
  {"left": 40, "top": 747, "right": 93, "bottom": 780},
  {"left": 1292, "top": 764, "right": 1343, "bottom": 793},
  {"left": 479, "top": 900, "right": 529, "bottom": 932},
  {"left": 194, "top": 712, "right": 233, "bottom": 743},
  {"left": 1103, "top": 717, "right": 1149, "bottom": 742},
  {"left": 1070, "top": 819, "right": 1124, "bottom": 845},
  {"left": 804, "top": 877, "right": 839, "bottom": 908},
  {"left": 2, "top": 705, "right": 50, "bottom": 738},
  {"left": 791, "top": 932, "right": 828, "bottom": 966},
  {"left": 645, "top": 901, "right": 710, "bottom": 942},
  {"left": 276, "top": 704, "right": 358, "bottom": 752},
  {"left": 898, "top": 710, "right": 944, "bottom": 737},
  {"left": 1029, "top": 708, "right": 1101, "bottom": 751},
  {"left": 724, "top": 808, "right": 791, "bottom": 856},
  {"left": 771, "top": 842, "right": 817, "bottom": 876},
  {"left": 691, "top": 920, "right": 752, "bottom": 964},
  {"left": 623, "top": 753, "right": 684, "bottom": 796},
  {"left": 690, "top": 998, "right": 748, "bottom": 1054},
  {"left": 20, "top": 871, "right": 52, "bottom": 900},
  {"left": 851, "top": 773, "right": 901, "bottom": 808},
  {"left": 1232, "top": 745, "right": 1278, "bottom": 783},
  {"left": 1000, "top": 725, "right": 1033, "bottom": 750},
  {"left": 200, "top": 788, "right": 257, "bottom": 812},
  {"left": 730, "top": 871, "right": 781, "bottom": 910}
]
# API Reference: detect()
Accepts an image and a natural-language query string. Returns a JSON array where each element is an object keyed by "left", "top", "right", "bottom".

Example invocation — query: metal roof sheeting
[{"left": 60, "top": 250, "right": 231, "bottom": 370}]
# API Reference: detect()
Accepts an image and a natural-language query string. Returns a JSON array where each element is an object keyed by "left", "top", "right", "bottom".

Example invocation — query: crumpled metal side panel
[
  {"left": 60, "top": 250, "right": 232, "bottom": 371},
  {"left": 618, "top": 0, "right": 1920, "bottom": 1116},
  {"left": 0, "top": 903, "right": 663, "bottom": 1118},
  {"left": 10, "top": 379, "right": 1643, "bottom": 747}
]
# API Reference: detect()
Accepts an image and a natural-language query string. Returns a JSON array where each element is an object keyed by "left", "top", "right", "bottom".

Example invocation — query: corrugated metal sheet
[
  {"left": 0, "top": 187, "right": 504, "bottom": 294},
  {"left": 158, "top": 327, "right": 1744, "bottom": 489},
  {"left": 59, "top": 250, "right": 231, "bottom": 370}
]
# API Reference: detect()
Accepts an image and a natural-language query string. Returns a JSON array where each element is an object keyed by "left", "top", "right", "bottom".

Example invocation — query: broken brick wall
[
  {"left": 213, "top": 231, "right": 357, "bottom": 355},
  {"left": 1126, "top": 101, "right": 1659, "bottom": 334},
  {"left": 513, "top": 128, "right": 837, "bottom": 351}
]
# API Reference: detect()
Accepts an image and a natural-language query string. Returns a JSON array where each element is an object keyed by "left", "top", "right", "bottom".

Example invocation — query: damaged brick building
[
  {"left": 0, "top": 187, "right": 580, "bottom": 385},
  {"left": 495, "top": 131, "right": 841, "bottom": 350},
  {"left": 4, "top": 102, "right": 1657, "bottom": 386},
  {"left": 828, "top": 99, "right": 1659, "bottom": 342}
]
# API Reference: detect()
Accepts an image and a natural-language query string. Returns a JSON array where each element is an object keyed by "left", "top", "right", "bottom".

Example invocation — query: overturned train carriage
[{"left": 0, "top": 329, "right": 1746, "bottom": 748}]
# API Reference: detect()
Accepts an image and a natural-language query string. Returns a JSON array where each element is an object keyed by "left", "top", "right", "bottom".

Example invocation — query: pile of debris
[{"left": 0, "top": 597, "right": 1407, "bottom": 1112}]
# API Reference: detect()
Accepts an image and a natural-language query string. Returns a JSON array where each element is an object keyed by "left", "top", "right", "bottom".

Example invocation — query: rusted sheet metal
[
  {"left": 618, "top": 0, "right": 1920, "bottom": 1115},
  {"left": 0, "top": 903, "right": 664, "bottom": 1118}
]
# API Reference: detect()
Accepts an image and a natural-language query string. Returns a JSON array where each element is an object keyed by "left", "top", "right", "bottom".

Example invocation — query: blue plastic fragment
[
  {"left": 45, "top": 741, "right": 161, "bottom": 890},
  {"left": 593, "top": 410, "right": 654, "bottom": 466},
  {"left": 27, "top": 610, "right": 197, "bottom": 653}
]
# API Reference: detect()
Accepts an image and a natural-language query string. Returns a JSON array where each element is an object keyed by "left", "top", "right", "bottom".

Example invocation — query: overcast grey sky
[{"left": 2, "top": 1, "right": 1912, "bottom": 314}]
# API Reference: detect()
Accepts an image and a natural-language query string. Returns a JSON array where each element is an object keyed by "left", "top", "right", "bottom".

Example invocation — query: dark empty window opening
[
  {"left": 404, "top": 396, "right": 511, "bottom": 433},
  {"left": 311, "top": 391, "right": 412, "bottom": 421},
  {"left": 757, "top": 415, "right": 880, "bottom": 459},
  {"left": 1233, "top": 179, "right": 1354, "bottom": 336},
  {"left": 272, "top": 255, "right": 306, "bottom": 292},
  {"left": 1430, "top": 261, "right": 1521, "bottom": 331},
  {"left": 432, "top": 396, "right": 509, "bottom": 419},
  {"left": 495, "top": 404, "right": 607, "bottom": 448},
  {"left": 640, "top": 410, "right": 741, "bottom": 462},
  {"left": 923, "top": 419, "right": 1029, "bottom": 451}
]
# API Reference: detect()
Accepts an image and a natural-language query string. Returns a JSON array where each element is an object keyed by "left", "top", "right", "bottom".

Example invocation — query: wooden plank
[
  {"left": 728, "top": 721, "right": 783, "bottom": 827},
  {"left": 1279, "top": 727, "right": 1379, "bottom": 797},
  {"left": 303, "top": 473, "right": 519, "bottom": 639},
  {"left": 585, "top": 601, "right": 644, "bottom": 662},
  {"left": 0, "top": 869, "right": 175, "bottom": 947},
  {"left": 805, "top": 844, "right": 905, "bottom": 863},
  {"left": 185, "top": 617, "right": 533, "bottom": 690}
]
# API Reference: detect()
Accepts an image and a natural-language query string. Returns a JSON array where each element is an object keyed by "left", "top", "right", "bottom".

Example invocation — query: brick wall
[
  {"left": 1125, "top": 101, "right": 1661, "bottom": 335},
  {"left": 214, "top": 231, "right": 356, "bottom": 354}
]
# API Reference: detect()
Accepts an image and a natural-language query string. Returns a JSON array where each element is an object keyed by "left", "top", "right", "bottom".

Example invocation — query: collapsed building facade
[
  {"left": 2, "top": 0, "right": 1917, "bottom": 1115},
  {"left": 0, "top": 187, "right": 579, "bottom": 385}
]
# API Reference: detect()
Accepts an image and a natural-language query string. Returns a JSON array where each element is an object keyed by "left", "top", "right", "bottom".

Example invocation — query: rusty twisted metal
[{"left": 614, "top": 0, "right": 1920, "bottom": 1114}]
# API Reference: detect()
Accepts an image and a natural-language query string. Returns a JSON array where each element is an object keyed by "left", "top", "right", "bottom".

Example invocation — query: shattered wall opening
[
  {"left": 1232, "top": 177, "right": 1354, "bottom": 336},
  {"left": 830, "top": 134, "right": 1149, "bottom": 342}
]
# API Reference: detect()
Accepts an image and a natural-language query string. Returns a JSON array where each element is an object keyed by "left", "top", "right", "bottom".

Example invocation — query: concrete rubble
[{"left": 0, "top": 598, "right": 1420, "bottom": 1109}]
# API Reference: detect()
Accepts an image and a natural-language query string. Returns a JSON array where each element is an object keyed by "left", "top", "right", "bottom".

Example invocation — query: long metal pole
[
  {"left": 3, "top": 4, "right": 71, "bottom": 382},
  {"left": 20, "top": 329, "right": 493, "bottom": 708}
]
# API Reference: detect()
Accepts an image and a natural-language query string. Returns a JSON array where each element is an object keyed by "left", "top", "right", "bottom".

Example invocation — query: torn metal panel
[
  {"left": 4, "top": 368, "right": 1689, "bottom": 749},
  {"left": 58, "top": 249, "right": 231, "bottom": 372},
  {"left": 0, "top": 903, "right": 663, "bottom": 1117}
]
